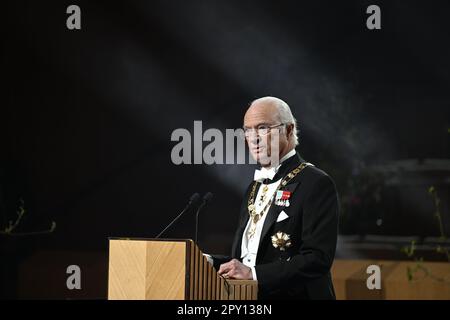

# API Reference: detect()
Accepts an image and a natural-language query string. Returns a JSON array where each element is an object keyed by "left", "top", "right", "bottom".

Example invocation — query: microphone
[
  {"left": 155, "top": 193, "right": 201, "bottom": 239},
  {"left": 195, "top": 192, "right": 214, "bottom": 245}
]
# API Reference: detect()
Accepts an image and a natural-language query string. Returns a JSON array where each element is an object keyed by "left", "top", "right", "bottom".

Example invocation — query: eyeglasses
[{"left": 243, "top": 123, "right": 285, "bottom": 138}]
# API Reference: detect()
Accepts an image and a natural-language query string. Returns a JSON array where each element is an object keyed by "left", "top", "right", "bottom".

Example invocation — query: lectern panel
[{"left": 108, "top": 239, "right": 258, "bottom": 300}]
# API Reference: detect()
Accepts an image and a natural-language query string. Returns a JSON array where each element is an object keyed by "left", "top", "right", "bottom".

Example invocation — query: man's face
[{"left": 243, "top": 102, "right": 290, "bottom": 167}]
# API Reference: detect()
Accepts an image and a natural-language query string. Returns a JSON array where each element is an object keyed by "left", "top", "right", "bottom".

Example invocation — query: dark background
[{"left": 2, "top": 0, "right": 450, "bottom": 299}]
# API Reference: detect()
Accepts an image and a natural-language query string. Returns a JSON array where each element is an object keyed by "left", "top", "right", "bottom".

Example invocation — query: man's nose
[{"left": 248, "top": 135, "right": 260, "bottom": 146}]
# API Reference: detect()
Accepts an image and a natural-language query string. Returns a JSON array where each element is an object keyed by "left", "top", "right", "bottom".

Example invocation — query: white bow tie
[{"left": 254, "top": 167, "right": 277, "bottom": 183}]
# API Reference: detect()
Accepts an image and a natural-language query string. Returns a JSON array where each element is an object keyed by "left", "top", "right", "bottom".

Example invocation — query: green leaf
[{"left": 406, "top": 266, "right": 413, "bottom": 281}]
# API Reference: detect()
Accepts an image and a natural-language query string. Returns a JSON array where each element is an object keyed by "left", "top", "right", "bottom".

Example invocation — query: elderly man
[{"left": 211, "top": 96, "right": 339, "bottom": 300}]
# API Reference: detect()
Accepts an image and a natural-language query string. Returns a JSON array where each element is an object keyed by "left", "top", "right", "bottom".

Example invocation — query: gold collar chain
[{"left": 246, "top": 162, "right": 312, "bottom": 237}]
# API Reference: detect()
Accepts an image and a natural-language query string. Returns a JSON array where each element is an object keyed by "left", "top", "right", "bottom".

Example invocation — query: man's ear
[{"left": 286, "top": 123, "right": 294, "bottom": 138}]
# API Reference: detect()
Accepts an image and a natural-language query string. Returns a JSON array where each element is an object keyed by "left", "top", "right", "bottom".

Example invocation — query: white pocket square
[{"left": 276, "top": 210, "right": 289, "bottom": 222}]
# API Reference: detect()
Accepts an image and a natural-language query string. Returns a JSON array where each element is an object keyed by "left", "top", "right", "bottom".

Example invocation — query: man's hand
[{"left": 218, "top": 259, "right": 253, "bottom": 280}]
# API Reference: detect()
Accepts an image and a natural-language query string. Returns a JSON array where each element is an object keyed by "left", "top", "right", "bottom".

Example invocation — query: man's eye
[{"left": 258, "top": 126, "right": 269, "bottom": 130}]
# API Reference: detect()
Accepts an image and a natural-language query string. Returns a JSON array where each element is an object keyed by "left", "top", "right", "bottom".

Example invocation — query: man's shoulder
[{"left": 298, "top": 164, "right": 336, "bottom": 187}]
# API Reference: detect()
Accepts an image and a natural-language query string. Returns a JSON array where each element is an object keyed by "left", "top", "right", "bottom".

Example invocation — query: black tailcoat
[{"left": 213, "top": 152, "right": 339, "bottom": 300}]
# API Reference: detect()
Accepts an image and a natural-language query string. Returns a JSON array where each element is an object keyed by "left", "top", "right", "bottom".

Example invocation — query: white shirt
[{"left": 241, "top": 149, "right": 296, "bottom": 279}]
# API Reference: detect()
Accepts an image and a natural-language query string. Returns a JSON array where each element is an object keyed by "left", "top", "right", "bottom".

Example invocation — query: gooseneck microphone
[
  {"left": 155, "top": 193, "right": 201, "bottom": 238},
  {"left": 195, "top": 192, "right": 214, "bottom": 245}
]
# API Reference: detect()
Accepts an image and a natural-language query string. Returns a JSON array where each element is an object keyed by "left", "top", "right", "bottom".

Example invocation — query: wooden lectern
[{"left": 108, "top": 238, "right": 258, "bottom": 300}]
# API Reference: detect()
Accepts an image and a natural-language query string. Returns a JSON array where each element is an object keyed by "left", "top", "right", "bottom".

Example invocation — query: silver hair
[{"left": 251, "top": 96, "right": 299, "bottom": 146}]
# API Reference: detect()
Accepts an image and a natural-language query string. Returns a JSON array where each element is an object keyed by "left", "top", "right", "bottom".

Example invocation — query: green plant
[
  {"left": 401, "top": 186, "right": 450, "bottom": 285},
  {"left": 0, "top": 198, "right": 56, "bottom": 236}
]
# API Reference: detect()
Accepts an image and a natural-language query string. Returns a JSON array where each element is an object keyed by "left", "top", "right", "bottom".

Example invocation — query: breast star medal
[{"left": 271, "top": 231, "right": 292, "bottom": 251}]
